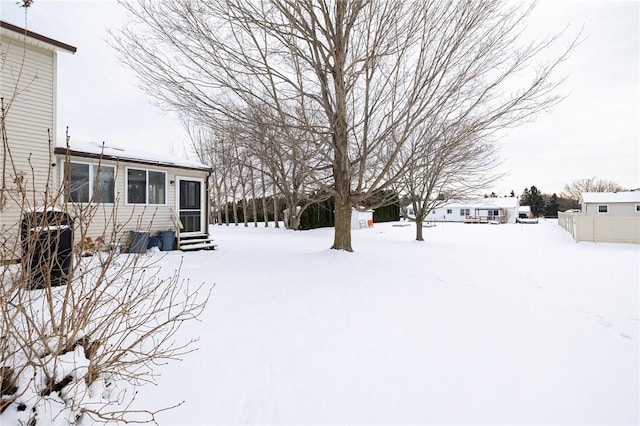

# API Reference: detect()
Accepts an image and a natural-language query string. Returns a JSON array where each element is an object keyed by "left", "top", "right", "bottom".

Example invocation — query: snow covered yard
[{"left": 134, "top": 220, "right": 639, "bottom": 425}]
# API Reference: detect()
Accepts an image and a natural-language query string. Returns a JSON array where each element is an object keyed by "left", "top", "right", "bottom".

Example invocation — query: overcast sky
[{"left": 1, "top": 0, "right": 638, "bottom": 195}]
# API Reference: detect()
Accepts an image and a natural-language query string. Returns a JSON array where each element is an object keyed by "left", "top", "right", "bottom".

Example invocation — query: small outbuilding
[
  {"left": 518, "top": 205, "right": 532, "bottom": 219},
  {"left": 351, "top": 208, "right": 374, "bottom": 229}
]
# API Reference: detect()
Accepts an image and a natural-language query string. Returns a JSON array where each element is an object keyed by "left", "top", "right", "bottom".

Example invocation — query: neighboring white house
[
  {"left": 414, "top": 197, "right": 519, "bottom": 224},
  {"left": 579, "top": 192, "right": 640, "bottom": 216},
  {"left": 559, "top": 191, "right": 640, "bottom": 244}
]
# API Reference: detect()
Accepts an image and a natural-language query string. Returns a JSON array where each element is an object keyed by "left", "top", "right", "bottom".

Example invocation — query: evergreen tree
[
  {"left": 545, "top": 193, "right": 559, "bottom": 217},
  {"left": 521, "top": 186, "right": 545, "bottom": 217},
  {"left": 510, "top": 190, "right": 516, "bottom": 197}
]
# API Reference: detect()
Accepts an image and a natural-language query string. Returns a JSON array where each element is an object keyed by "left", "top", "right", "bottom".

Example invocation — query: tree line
[{"left": 519, "top": 178, "right": 626, "bottom": 217}]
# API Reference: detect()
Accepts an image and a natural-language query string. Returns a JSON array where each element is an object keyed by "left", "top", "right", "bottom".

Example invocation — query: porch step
[
  {"left": 180, "top": 241, "right": 217, "bottom": 251},
  {"left": 179, "top": 234, "right": 217, "bottom": 251}
]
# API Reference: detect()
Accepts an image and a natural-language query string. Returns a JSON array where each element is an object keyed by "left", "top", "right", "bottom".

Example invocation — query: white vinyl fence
[{"left": 558, "top": 212, "right": 640, "bottom": 244}]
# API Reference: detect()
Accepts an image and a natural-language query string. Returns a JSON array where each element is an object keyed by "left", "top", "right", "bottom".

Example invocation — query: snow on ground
[{"left": 132, "top": 220, "right": 639, "bottom": 425}]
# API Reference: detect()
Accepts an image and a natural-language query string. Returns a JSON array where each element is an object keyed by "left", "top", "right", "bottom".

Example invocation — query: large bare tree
[
  {"left": 395, "top": 119, "right": 501, "bottom": 241},
  {"left": 111, "top": 0, "right": 575, "bottom": 251},
  {"left": 561, "top": 177, "right": 626, "bottom": 203}
]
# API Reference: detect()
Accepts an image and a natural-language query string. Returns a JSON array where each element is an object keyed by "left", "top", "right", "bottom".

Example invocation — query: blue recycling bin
[
  {"left": 147, "top": 235, "right": 163, "bottom": 250},
  {"left": 129, "top": 231, "right": 150, "bottom": 254},
  {"left": 159, "top": 230, "right": 175, "bottom": 251}
]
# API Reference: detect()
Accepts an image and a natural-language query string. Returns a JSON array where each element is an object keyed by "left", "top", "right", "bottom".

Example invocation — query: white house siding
[
  {"left": 583, "top": 202, "right": 639, "bottom": 217},
  {"left": 425, "top": 198, "right": 519, "bottom": 224},
  {"left": 427, "top": 207, "right": 467, "bottom": 223},
  {"left": 57, "top": 154, "right": 209, "bottom": 248},
  {"left": 580, "top": 192, "right": 640, "bottom": 217},
  {"left": 0, "top": 30, "right": 63, "bottom": 260}
]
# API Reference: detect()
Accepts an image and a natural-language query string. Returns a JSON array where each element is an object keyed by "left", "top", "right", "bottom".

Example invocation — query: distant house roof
[
  {"left": 580, "top": 192, "right": 640, "bottom": 204},
  {"left": 0, "top": 20, "right": 76, "bottom": 53},
  {"left": 518, "top": 205, "right": 531, "bottom": 213},
  {"left": 54, "top": 139, "right": 211, "bottom": 172},
  {"left": 439, "top": 197, "right": 519, "bottom": 210}
]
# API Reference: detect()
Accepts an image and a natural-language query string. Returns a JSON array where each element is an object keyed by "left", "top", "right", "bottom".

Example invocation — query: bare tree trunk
[
  {"left": 290, "top": 215, "right": 300, "bottom": 230},
  {"left": 415, "top": 217, "right": 424, "bottom": 241},
  {"left": 285, "top": 198, "right": 297, "bottom": 230},
  {"left": 333, "top": 198, "right": 352, "bottom": 252},
  {"left": 222, "top": 174, "right": 230, "bottom": 226},
  {"left": 272, "top": 180, "right": 279, "bottom": 228},
  {"left": 209, "top": 178, "right": 218, "bottom": 225},
  {"left": 328, "top": 1, "right": 352, "bottom": 251},
  {"left": 261, "top": 168, "right": 268, "bottom": 227},
  {"left": 239, "top": 168, "right": 248, "bottom": 227},
  {"left": 232, "top": 198, "right": 239, "bottom": 226},
  {"left": 241, "top": 193, "right": 248, "bottom": 227},
  {"left": 216, "top": 190, "right": 223, "bottom": 226},
  {"left": 249, "top": 166, "right": 258, "bottom": 227}
]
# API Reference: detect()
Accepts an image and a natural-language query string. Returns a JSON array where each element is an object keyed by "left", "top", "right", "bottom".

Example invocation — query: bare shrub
[{"left": 1, "top": 134, "right": 212, "bottom": 425}]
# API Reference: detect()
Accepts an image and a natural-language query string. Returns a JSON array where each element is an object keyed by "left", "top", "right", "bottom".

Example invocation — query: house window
[
  {"left": 597, "top": 205, "right": 608, "bottom": 213},
  {"left": 127, "top": 168, "right": 166, "bottom": 204},
  {"left": 446, "top": 209, "right": 452, "bottom": 214},
  {"left": 66, "top": 162, "right": 115, "bottom": 203},
  {"left": 460, "top": 208, "right": 469, "bottom": 216},
  {"left": 636, "top": 205, "right": 640, "bottom": 212}
]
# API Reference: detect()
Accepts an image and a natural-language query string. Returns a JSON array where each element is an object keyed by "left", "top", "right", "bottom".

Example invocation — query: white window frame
[
  {"left": 125, "top": 167, "right": 168, "bottom": 206},
  {"left": 62, "top": 160, "right": 116, "bottom": 205},
  {"left": 597, "top": 204, "right": 608, "bottom": 214}
]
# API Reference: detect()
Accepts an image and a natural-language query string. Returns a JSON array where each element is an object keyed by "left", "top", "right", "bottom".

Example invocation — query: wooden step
[
  {"left": 179, "top": 235, "right": 217, "bottom": 251},
  {"left": 180, "top": 241, "right": 217, "bottom": 251},
  {"left": 179, "top": 237, "right": 214, "bottom": 245}
]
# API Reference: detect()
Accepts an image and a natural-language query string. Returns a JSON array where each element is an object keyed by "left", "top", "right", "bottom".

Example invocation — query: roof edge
[
  {"left": 1, "top": 20, "right": 77, "bottom": 53},
  {"left": 54, "top": 147, "right": 212, "bottom": 173}
]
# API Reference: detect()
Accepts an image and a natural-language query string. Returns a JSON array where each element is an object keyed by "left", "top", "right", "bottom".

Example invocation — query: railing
[
  {"left": 169, "top": 207, "right": 184, "bottom": 244},
  {"left": 464, "top": 215, "right": 503, "bottom": 224}
]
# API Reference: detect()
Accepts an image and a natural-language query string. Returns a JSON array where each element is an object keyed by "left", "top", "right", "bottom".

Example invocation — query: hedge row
[{"left": 216, "top": 196, "right": 400, "bottom": 229}]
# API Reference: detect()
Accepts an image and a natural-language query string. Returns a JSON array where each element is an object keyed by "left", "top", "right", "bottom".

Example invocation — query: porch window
[
  {"left": 597, "top": 205, "right": 608, "bottom": 213},
  {"left": 127, "top": 168, "right": 166, "bottom": 205},
  {"left": 66, "top": 162, "right": 115, "bottom": 203}
]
